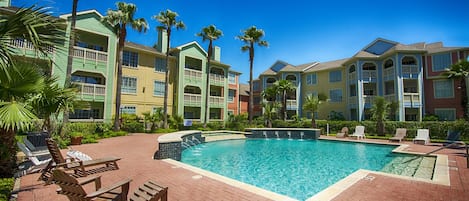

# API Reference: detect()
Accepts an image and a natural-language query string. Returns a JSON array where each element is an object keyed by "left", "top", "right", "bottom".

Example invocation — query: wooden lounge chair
[
  {"left": 53, "top": 169, "right": 168, "bottom": 201},
  {"left": 336, "top": 127, "right": 348, "bottom": 138},
  {"left": 349, "top": 126, "right": 365, "bottom": 140},
  {"left": 413, "top": 129, "right": 430, "bottom": 145},
  {"left": 389, "top": 128, "right": 407, "bottom": 143},
  {"left": 40, "top": 138, "right": 121, "bottom": 183}
]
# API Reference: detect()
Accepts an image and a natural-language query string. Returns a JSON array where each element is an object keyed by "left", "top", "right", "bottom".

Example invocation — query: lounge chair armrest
[
  {"left": 56, "top": 160, "right": 84, "bottom": 168},
  {"left": 78, "top": 175, "right": 102, "bottom": 189},
  {"left": 86, "top": 178, "right": 131, "bottom": 199}
]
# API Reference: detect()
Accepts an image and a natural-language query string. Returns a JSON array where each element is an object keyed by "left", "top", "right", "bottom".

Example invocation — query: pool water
[{"left": 181, "top": 139, "right": 399, "bottom": 200}]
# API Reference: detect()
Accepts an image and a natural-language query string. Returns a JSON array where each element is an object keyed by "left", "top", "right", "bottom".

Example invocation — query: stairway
[{"left": 381, "top": 155, "right": 435, "bottom": 180}]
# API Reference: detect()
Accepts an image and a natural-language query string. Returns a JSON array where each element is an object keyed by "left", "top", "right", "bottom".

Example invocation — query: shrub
[
  {"left": 154, "top": 128, "right": 177, "bottom": 133},
  {"left": 0, "top": 178, "right": 14, "bottom": 201}
]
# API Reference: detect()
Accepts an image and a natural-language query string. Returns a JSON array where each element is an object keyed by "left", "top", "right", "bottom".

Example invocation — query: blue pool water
[{"left": 181, "top": 139, "right": 398, "bottom": 201}]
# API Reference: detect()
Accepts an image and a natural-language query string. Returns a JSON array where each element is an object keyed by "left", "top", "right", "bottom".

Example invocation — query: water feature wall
[
  {"left": 245, "top": 128, "right": 321, "bottom": 139},
  {"left": 154, "top": 130, "right": 205, "bottom": 161}
]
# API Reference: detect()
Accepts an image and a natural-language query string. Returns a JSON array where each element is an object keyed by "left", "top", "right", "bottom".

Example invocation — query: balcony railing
[
  {"left": 209, "top": 73, "right": 225, "bottom": 84},
  {"left": 10, "top": 38, "right": 54, "bottom": 53},
  {"left": 384, "top": 94, "right": 395, "bottom": 102},
  {"left": 286, "top": 99, "right": 297, "bottom": 110},
  {"left": 402, "top": 65, "right": 419, "bottom": 78},
  {"left": 362, "top": 71, "right": 377, "bottom": 82},
  {"left": 184, "top": 69, "right": 203, "bottom": 80},
  {"left": 403, "top": 93, "right": 420, "bottom": 104},
  {"left": 363, "top": 95, "right": 375, "bottom": 105},
  {"left": 73, "top": 46, "right": 108, "bottom": 63},
  {"left": 348, "top": 73, "right": 357, "bottom": 82},
  {"left": 383, "top": 68, "right": 395, "bottom": 81},
  {"left": 184, "top": 93, "right": 202, "bottom": 105},
  {"left": 74, "top": 83, "right": 106, "bottom": 100},
  {"left": 210, "top": 96, "right": 224, "bottom": 105}
]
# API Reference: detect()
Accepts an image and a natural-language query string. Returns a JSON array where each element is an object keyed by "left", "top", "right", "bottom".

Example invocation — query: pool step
[{"left": 381, "top": 155, "right": 435, "bottom": 180}]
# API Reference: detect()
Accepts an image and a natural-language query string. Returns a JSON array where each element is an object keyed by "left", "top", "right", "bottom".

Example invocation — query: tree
[
  {"left": 303, "top": 93, "right": 327, "bottom": 128},
  {"left": 0, "top": 5, "right": 64, "bottom": 178},
  {"left": 273, "top": 80, "right": 296, "bottom": 121},
  {"left": 261, "top": 85, "right": 277, "bottom": 102},
  {"left": 197, "top": 25, "right": 222, "bottom": 127},
  {"left": 370, "top": 96, "right": 390, "bottom": 136},
  {"left": 103, "top": 2, "right": 148, "bottom": 131},
  {"left": 62, "top": 0, "right": 79, "bottom": 125},
  {"left": 153, "top": 9, "right": 185, "bottom": 129},
  {"left": 442, "top": 60, "right": 469, "bottom": 120},
  {"left": 237, "top": 26, "right": 268, "bottom": 124},
  {"left": 262, "top": 101, "right": 279, "bottom": 128}
]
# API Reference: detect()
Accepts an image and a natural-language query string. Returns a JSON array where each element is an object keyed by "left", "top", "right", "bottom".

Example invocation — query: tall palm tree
[
  {"left": 153, "top": 9, "right": 185, "bottom": 129},
  {"left": 63, "top": 0, "right": 79, "bottom": 125},
  {"left": 197, "top": 25, "right": 223, "bottom": 127},
  {"left": 442, "top": 60, "right": 469, "bottom": 120},
  {"left": 273, "top": 80, "right": 296, "bottom": 121},
  {"left": 303, "top": 94, "right": 327, "bottom": 128},
  {"left": 237, "top": 26, "right": 268, "bottom": 124},
  {"left": 0, "top": 5, "right": 64, "bottom": 178},
  {"left": 103, "top": 2, "right": 148, "bottom": 131},
  {"left": 370, "top": 96, "right": 390, "bottom": 136}
]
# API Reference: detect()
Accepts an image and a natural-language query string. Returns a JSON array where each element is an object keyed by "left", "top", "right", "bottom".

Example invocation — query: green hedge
[{"left": 0, "top": 178, "right": 14, "bottom": 201}]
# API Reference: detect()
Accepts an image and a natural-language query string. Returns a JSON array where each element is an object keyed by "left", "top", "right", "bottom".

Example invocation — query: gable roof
[
  {"left": 305, "top": 58, "right": 348, "bottom": 72},
  {"left": 124, "top": 42, "right": 167, "bottom": 57},
  {"left": 239, "top": 84, "right": 250, "bottom": 96},
  {"left": 60, "top": 9, "right": 104, "bottom": 19},
  {"left": 175, "top": 41, "right": 208, "bottom": 56}
]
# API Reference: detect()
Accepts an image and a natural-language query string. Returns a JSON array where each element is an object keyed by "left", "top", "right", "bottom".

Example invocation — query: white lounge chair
[
  {"left": 413, "top": 129, "right": 430, "bottom": 145},
  {"left": 350, "top": 126, "right": 365, "bottom": 140},
  {"left": 389, "top": 128, "right": 407, "bottom": 143},
  {"left": 17, "top": 142, "right": 51, "bottom": 174}
]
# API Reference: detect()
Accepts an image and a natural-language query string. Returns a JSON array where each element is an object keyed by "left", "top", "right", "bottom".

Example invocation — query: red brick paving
[{"left": 15, "top": 134, "right": 469, "bottom": 201}]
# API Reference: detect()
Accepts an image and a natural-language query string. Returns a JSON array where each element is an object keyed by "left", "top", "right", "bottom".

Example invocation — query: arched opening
[
  {"left": 349, "top": 65, "right": 356, "bottom": 73},
  {"left": 402, "top": 56, "right": 416, "bottom": 65},
  {"left": 362, "top": 62, "right": 377, "bottom": 81},
  {"left": 285, "top": 74, "right": 297, "bottom": 86},
  {"left": 384, "top": 59, "right": 394, "bottom": 68},
  {"left": 266, "top": 77, "right": 276, "bottom": 87}
]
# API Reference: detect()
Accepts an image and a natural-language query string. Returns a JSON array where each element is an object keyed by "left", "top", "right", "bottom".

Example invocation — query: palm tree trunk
[
  {"left": 461, "top": 78, "right": 468, "bottom": 119},
  {"left": 163, "top": 29, "right": 171, "bottom": 129},
  {"left": 0, "top": 128, "right": 17, "bottom": 177},
  {"left": 203, "top": 40, "right": 213, "bottom": 127},
  {"left": 311, "top": 113, "right": 316, "bottom": 128},
  {"left": 113, "top": 28, "right": 126, "bottom": 131},
  {"left": 62, "top": 0, "right": 78, "bottom": 127},
  {"left": 283, "top": 91, "right": 287, "bottom": 121},
  {"left": 248, "top": 43, "right": 254, "bottom": 124}
]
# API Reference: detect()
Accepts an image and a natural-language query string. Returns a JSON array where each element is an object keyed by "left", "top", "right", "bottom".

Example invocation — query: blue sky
[{"left": 12, "top": 0, "right": 469, "bottom": 84}]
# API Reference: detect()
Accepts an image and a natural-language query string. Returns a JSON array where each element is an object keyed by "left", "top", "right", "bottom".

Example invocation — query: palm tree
[
  {"left": 237, "top": 26, "right": 268, "bottom": 124},
  {"left": 261, "top": 85, "right": 277, "bottom": 102},
  {"left": 197, "top": 25, "right": 223, "bottom": 127},
  {"left": 62, "top": 0, "right": 79, "bottom": 125},
  {"left": 0, "top": 5, "right": 64, "bottom": 178},
  {"left": 442, "top": 60, "right": 469, "bottom": 120},
  {"left": 370, "top": 96, "right": 390, "bottom": 136},
  {"left": 153, "top": 9, "right": 185, "bottom": 129},
  {"left": 303, "top": 94, "right": 327, "bottom": 128},
  {"left": 262, "top": 101, "right": 279, "bottom": 128},
  {"left": 273, "top": 80, "right": 296, "bottom": 121},
  {"left": 103, "top": 2, "right": 148, "bottom": 131}
]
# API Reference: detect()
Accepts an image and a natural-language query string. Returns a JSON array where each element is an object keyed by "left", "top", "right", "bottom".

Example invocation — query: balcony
[
  {"left": 348, "top": 97, "right": 357, "bottom": 108},
  {"left": 384, "top": 94, "right": 395, "bottom": 102},
  {"left": 184, "top": 69, "right": 203, "bottom": 85},
  {"left": 362, "top": 71, "right": 377, "bottom": 82},
  {"left": 402, "top": 65, "right": 419, "bottom": 79},
  {"left": 403, "top": 93, "right": 421, "bottom": 107},
  {"left": 209, "top": 74, "right": 225, "bottom": 86},
  {"left": 363, "top": 95, "right": 375, "bottom": 105},
  {"left": 184, "top": 93, "right": 202, "bottom": 106},
  {"left": 348, "top": 73, "right": 357, "bottom": 82},
  {"left": 73, "top": 46, "right": 107, "bottom": 62},
  {"left": 10, "top": 38, "right": 54, "bottom": 56},
  {"left": 210, "top": 96, "right": 225, "bottom": 108},
  {"left": 286, "top": 99, "right": 297, "bottom": 110},
  {"left": 74, "top": 83, "right": 106, "bottom": 102},
  {"left": 383, "top": 68, "right": 395, "bottom": 81}
]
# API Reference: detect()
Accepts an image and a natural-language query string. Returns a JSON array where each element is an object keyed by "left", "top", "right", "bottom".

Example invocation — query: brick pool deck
[{"left": 15, "top": 134, "right": 469, "bottom": 201}]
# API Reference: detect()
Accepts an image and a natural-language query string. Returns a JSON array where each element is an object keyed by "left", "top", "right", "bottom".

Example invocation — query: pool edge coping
[{"left": 162, "top": 158, "right": 298, "bottom": 201}]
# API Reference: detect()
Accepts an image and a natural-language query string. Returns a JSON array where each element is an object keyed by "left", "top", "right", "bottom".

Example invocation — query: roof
[
  {"left": 260, "top": 68, "right": 278, "bottom": 76},
  {"left": 306, "top": 58, "right": 349, "bottom": 72},
  {"left": 278, "top": 64, "right": 304, "bottom": 72},
  {"left": 426, "top": 47, "right": 469, "bottom": 54},
  {"left": 229, "top": 69, "right": 242, "bottom": 74},
  {"left": 239, "top": 84, "right": 250, "bottom": 96},
  {"left": 175, "top": 41, "right": 208, "bottom": 55},
  {"left": 60, "top": 9, "right": 103, "bottom": 19},
  {"left": 296, "top": 61, "right": 319, "bottom": 71},
  {"left": 125, "top": 42, "right": 165, "bottom": 55}
]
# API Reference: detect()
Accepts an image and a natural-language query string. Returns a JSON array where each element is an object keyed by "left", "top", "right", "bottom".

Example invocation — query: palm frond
[{"left": 0, "top": 101, "right": 37, "bottom": 131}]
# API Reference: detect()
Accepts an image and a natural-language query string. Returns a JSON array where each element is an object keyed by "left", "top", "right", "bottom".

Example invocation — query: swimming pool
[{"left": 181, "top": 139, "right": 400, "bottom": 200}]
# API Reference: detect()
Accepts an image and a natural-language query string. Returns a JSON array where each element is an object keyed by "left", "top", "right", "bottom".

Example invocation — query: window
[
  {"left": 306, "top": 73, "right": 317, "bottom": 85},
  {"left": 120, "top": 106, "right": 136, "bottom": 114},
  {"left": 228, "top": 73, "right": 236, "bottom": 84},
  {"left": 384, "top": 59, "right": 394, "bottom": 68},
  {"left": 155, "top": 58, "right": 166, "bottom": 72},
  {"left": 349, "top": 65, "right": 356, "bottom": 73},
  {"left": 71, "top": 75, "right": 101, "bottom": 84},
  {"left": 363, "top": 84, "right": 376, "bottom": 95},
  {"left": 228, "top": 89, "right": 236, "bottom": 102},
  {"left": 402, "top": 56, "right": 416, "bottom": 65},
  {"left": 70, "top": 109, "right": 100, "bottom": 119},
  {"left": 432, "top": 53, "right": 451, "bottom": 72},
  {"left": 349, "top": 85, "right": 357, "bottom": 97},
  {"left": 253, "top": 81, "right": 260, "bottom": 91},
  {"left": 329, "top": 70, "right": 342, "bottom": 82},
  {"left": 435, "top": 109, "right": 456, "bottom": 121},
  {"left": 123, "top": 51, "right": 138, "bottom": 68},
  {"left": 228, "top": 110, "right": 234, "bottom": 116},
  {"left": 153, "top": 81, "right": 165, "bottom": 96},
  {"left": 362, "top": 63, "right": 376, "bottom": 70},
  {"left": 122, "top": 77, "right": 137, "bottom": 94},
  {"left": 434, "top": 79, "right": 453, "bottom": 98},
  {"left": 385, "top": 81, "right": 394, "bottom": 95},
  {"left": 329, "top": 89, "right": 342, "bottom": 102},
  {"left": 254, "top": 97, "right": 261, "bottom": 104}
]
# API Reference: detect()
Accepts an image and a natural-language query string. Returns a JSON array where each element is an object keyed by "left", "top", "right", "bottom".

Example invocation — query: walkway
[{"left": 15, "top": 134, "right": 469, "bottom": 201}]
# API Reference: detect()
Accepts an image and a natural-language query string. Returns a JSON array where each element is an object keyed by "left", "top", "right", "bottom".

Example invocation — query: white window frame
[
  {"left": 228, "top": 89, "right": 235, "bottom": 102},
  {"left": 123, "top": 51, "right": 138, "bottom": 68},
  {"left": 434, "top": 108, "right": 456, "bottom": 121},
  {"left": 431, "top": 53, "right": 451, "bottom": 72},
  {"left": 228, "top": 72, "right": 236, "bottom": 84},
  {"left": 329, "top": 89, "right": 343, "bottom": 103},
  {"left": 120, "top": 105, "right": 136, "bottom": 114},
  {"left": 122, "top": 76, "right": 137, "bottom": 94},
  {"left": 154, "top": 57, "right": 166, "bottom": 73},
  {"left": 306, "top": 73, "right": 317, "bottom": 85},
  {"left": 433, "top": 79, "right": 454, "bottom": 99},
  {"left": 329, "top": 70, "right": 342, "bottom": 82},
  {"left": 153, "top": 80, "right": 165, "bottom": 97}
]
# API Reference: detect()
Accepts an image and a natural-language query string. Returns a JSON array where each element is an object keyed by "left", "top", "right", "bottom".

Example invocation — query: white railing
[
  {"left": 363, "top": 95, "right": 375, "bottom": 104},
  {"left": 384, "top": 68, "right": 395, "bottom": 81},
  {"left": 403, "top": 93, "right": 420, "bottom": 103},
  {"left": 402, "top": 65, "right": 419, "bottom": 77},
  {"left": 348, "top": 73, "right": 357, "bottom": 82},
  {"left": 73, "top": 46, "right": 108, "bottom": 62},
  {"left": 286, "top": 99, "right": 297, "bottom": 109},
  {"left": 362, "top": 71, "right": 377, "bottom": 81},
  {"left": 209, "top": 73, "right": 225, "bottom": 83},
  {"left": 384, "top": 94, "right": 395, "bottom": 102},
  {"left": 184, "top": 93, "right": 202, "bottom": 104},
  {"left": 74, "top": 83, "right": 106, "bottom": 101},
  {"left": 210, "top": 96, "right": 224, "bottom": 105},
  {"left": 10, "top": 38, "right": 54, "bottom": 53},
  {"left": 184, "top": 69, "right": 203, "bottom": 80}
]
